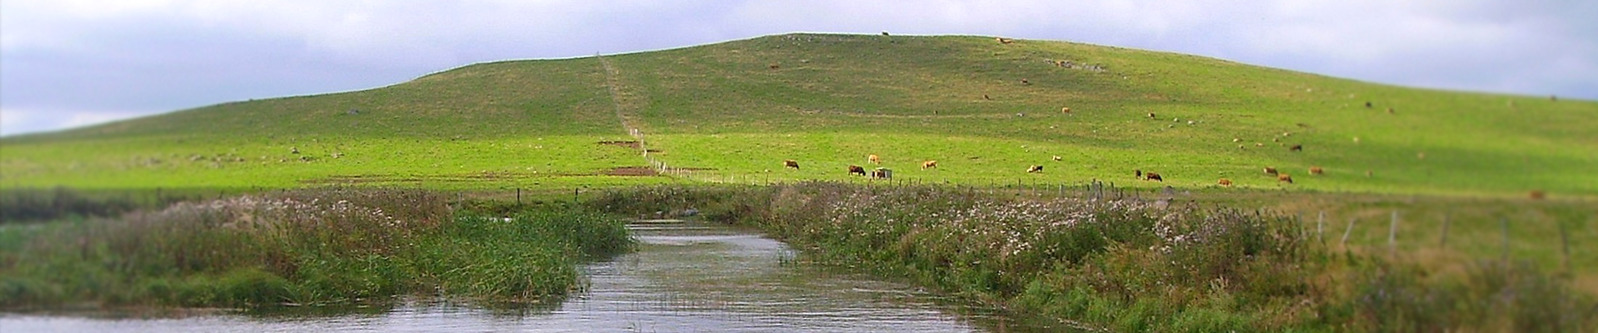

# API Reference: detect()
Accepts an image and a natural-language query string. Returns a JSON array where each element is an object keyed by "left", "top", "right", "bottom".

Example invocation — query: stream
[{"left": 2, "top": 220, "right": 1055, "bottom": 332}]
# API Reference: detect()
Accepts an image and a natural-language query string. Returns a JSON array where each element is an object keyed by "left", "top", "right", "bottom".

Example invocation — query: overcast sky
[{"left": 2, "top": 0, "right": 1594, "bottom": 136}]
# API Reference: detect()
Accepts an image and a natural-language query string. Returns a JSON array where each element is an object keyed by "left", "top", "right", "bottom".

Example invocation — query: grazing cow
[
  {"left": 1278, "top": 173, "right": 1294, "bottom": 184},
  {"left": 871, "top": 168, "right": 893, "bottom": 179},
  {"left": 922, "top": 160, "right": 938, "bottom": 169},
  {"left": 1309, "top": 166, "right": 1324, "bottom": 175},
  {"left": 1135, "top": 169, "right": 1143, "bottom": 178},
  {"left": 983, "top": 94, "right": 992, "bottom": 100},
  {"left": 1020, "top": 78, "right": 1030, "bottom": 85},
  {"left": 1061, "top": 107, "right": 1072, "bottom": 114},
  {"left": 1145, "top": 172, "right": 1163, "bottom": 182},
  {"left": 1027, "top": 165, "right": 1044, "bottom": 173},
  {"left": 769, "top": 63, "right": 780, "bottom": 70},
  {"left": 848, "top": 165, "right": 867, "bottom": 176},
  {"left": 784, "top": 160, "right": 800, "bottom": 170},
  {"left": 1365, "top": 101, "right": 1373, "bottom": 108},
  {"left": 1052, "top": 156, "right": 1062, "bottom": 161},
  {"left": 1148, "top": 112, "right": 1156, "bottom": 119},
  {"left": 996, "top": 37, "right": 1014, "bottom": 44},
  {"left": 1264, "top": 167, "right": 1278, "bottom": 175},
  {"left": 1529, "top": 190, "right": 1546, "bottom": 200},
  {"left": 881, "top": 31, "right": 890, "bottom": 36},
  {"left": 1289, "top": 144, "right": 1303, "bottom": 152},
  {"left": 1218, "top": 178, "right": 1233, "bottom": 186},
  {"left": 869, "top": 154, "right": 880, "bottom": 164}
]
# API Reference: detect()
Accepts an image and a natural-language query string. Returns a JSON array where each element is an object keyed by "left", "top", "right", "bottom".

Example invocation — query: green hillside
[{"left": 3, "top": 33, "right": 1595, "bottom": 196}]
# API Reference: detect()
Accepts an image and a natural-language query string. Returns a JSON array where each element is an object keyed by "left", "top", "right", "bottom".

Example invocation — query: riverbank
[
  {"left": 590, "top": 182, "right": 1596, "bottom": 331},
  {"left": 0, "top": 189, "right": 633, "bottom": 309}
]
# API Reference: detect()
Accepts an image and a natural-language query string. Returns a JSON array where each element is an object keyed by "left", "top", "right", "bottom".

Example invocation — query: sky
[{"left": 2, "top": 0, "right": 1594, "bottom": 136}]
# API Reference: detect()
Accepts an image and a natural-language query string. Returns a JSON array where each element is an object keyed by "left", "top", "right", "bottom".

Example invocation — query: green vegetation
[
  {"left": 3, "top": 34, "right": 1594, "bottom": 196},
  {"left": 0, "top": 189, "right": 633, "bottom": 309},
  {"left": 590, "top": 183, "right": 1597, "bottom": 331}
]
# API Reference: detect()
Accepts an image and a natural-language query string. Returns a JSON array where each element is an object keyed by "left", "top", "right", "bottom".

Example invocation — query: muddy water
[{"left": 2, "top": 221, "right": 1056, "bottom": 332}]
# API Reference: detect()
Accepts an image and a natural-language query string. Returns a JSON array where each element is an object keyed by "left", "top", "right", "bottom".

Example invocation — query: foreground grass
[
  {"left": 0, "top": 189, "right": 633, "bottom": 309},
  {"left": 592, "top": 183, "right": 1597, "bottom": 331}
]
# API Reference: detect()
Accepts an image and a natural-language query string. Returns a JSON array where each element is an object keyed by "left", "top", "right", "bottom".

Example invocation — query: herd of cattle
[
  {"left": 762, "top": 36, "right": 1547, "bottom": 199},
  {"left": 783, "top": 154, "right": 1331, "bottom": 187}
]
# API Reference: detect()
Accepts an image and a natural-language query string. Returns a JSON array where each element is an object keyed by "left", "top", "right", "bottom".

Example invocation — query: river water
[{"left": 2, "top": 221, "right": 1054, "bottom": 332}]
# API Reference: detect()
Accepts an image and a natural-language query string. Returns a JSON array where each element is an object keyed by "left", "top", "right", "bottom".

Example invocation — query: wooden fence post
[
  {"left": 1317, "top": 211, "right": 1325, "bottom": 244},
  {"left": 1439, "top": 212, "right": 1450, "bottom": 248},
  {"left": 1341, "top": 217, "right": 1357, "bottom": 246},
  {"left": 1388, "top": 210, "right": 1399, "bottom": 254}
]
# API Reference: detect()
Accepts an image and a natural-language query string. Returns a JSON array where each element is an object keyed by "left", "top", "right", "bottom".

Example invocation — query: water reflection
[{"left": 2, "top": 221, "right": 1055, "bottom": 332}]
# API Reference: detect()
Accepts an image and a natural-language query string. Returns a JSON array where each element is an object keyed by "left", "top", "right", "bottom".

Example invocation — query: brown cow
[
  {"left": 982, "top": 94, "right": 992, "bottom": 100},
  {"left": 922, "top": 160, "right": 938, "bottom": 169},
  {"left": 1020, "top": 78, "right": 1030, "bottom": 85},
  {"left": 1218, "top": 178, "right": 1233, "bottom": 186},
  {"left": 996, "top": 37, "right": 1014, "bottom": 44},
  {"left": 1278, "top": 173, "right": 1294, "bottom": 184},
  {"left": 1289, "top": 144, "right": 1303, "bottom": 152},
  {"left": 1147, "top": 112, "right": 1156, "bottom": 119},
  {"left": 1264, "top": 167, "right": 1278, "bottom": 175},
  {"left": 784, "top": 160, "right": 800, "bottom": 170},
  {"left": 1027, "top": 165, "right": 1044, "bottom": 173},
  {"left": 848, "top": 165, "right": 867, "bottom": 176},
  {"left": 868, "top": 154, "right": 880, "bottom": 164},
  {"left": 1529, "top": 190, "right": 1546, "bottom": 200},
  {"left": 1061, "top": 107, "right": 1072, "bottom": 114},
  {"left": 1145, "top": 172, "right": 1163, "bottom": 182},
  {"left": 1309, "top": 166, "right": 1324, "bottom": 175}
]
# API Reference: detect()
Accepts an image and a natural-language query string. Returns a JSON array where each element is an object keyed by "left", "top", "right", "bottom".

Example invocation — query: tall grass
[
  {"left": 591, "top": 182, "right": 1596, "bottom": 331},
  {"left": 0, "top": 188, "right": 633, "bottom": 309}
]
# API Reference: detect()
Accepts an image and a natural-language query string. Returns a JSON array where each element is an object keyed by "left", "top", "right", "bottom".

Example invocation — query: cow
[
  {"left": 871, "top": 168, "right": 893, "bottom": 179},
  {"left": 1135, "top": 169, "right": 1143, "bottom": 178},
  {"left": 1027, "top": 165, "right": 1044, "bottom": 173},
  {"left": 922, "top": 160, "right": 938, "bottom": 169},
  {"left": 1264, "top": 167, "right": 1278, "bottom": 175},
  {"left": 1529, "top": 190, "right": 1546, "bottom": 200},
  {"left": 881, "top": 31, "right": 890, "bottom": 36},
  {"left": 983, "top": 94, "right": 992, "bottom": 100},
  {"left": 1309, "top": 166, "right": 1324, "bottom": 175},
  {"left": 769, "top": 63, "right": 780, "bottom": 70},
  {"left": 1218, "top": 178, "right": 1233, "bottom": 186},
  {"left": 1365, "top": 101, "right": 1373, "bottom": 108},
  {"left": 1052, "top": 156, "right": 1062, "bottom": 161},
  {"left": 1278, "top": 173, "right": 1294, "bottom": 184},
  {"left": 784, "top": 160, "right": 800, "bottom": 170},
  {"left": 1145, "top": 172, "right": 1163, "bottom": 182},
  {"left": 1289, "top": 144, "right": 1303, "bottom": 152},
  {"left": 1020, "top": 78, "right": 1030, "bottom": 85},
  {"left": 1387, "top": 107, "right": 1395, "bottom": 114},
  {"left": 1061, "top": 107, "right": 1072, "bottom": 114},
  {"left": 848, "top": 165, "right": 867, "bottom": 176},
  {"left": 868, "top": 154, "right": 880, "bottom": 164},
  {"left": 996, "top": 37, "right": 1014, "bottom": 44},
  {"left": 1148, "top": 112, "right": 1156, "bottom": 119}
]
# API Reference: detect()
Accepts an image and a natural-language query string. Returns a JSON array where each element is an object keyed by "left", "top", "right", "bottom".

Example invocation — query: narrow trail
[{"left": 598, "top": 54, "right": 691, "bottom": 178}]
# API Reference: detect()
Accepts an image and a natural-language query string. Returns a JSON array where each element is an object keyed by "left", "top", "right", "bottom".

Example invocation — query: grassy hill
[{"left": 3, "top": 33, "right": 1595, "bottom": 196}]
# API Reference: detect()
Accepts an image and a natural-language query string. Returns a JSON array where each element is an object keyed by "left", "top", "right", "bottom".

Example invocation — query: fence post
[
  {"left": 516, "top": 188, "right": 522, "bottom": 206},
  {"left": 1500, "top": 217, "right": 1510, "bottom": 263},
  {"left": 1389, "top": 210, "right": 1399, "bottom": 255},
  {"left": 1317, "top": 211, "right": 1325, "bottom": 244},
  {"left": 1341, "top": 217, "right": 1356, "bottom": 246},
  {"left": 1439, "top": 212, "right": 1450, "bottom": 248}
]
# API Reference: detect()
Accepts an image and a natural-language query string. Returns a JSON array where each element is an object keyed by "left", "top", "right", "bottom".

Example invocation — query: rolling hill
[{"left": 3, "top": 33, "right": 1595, "bottom": 196}]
